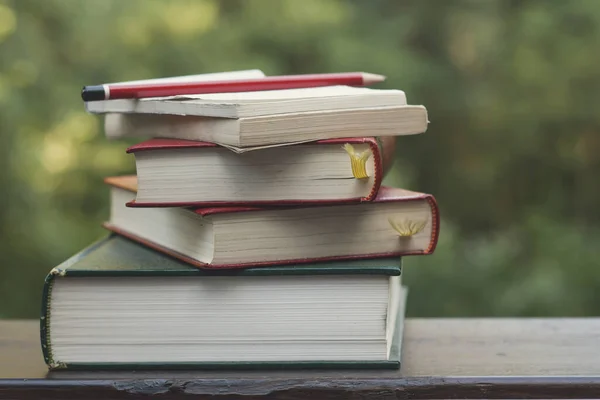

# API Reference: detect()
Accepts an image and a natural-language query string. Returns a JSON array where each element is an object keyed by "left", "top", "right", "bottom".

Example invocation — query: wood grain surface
[{"left": 2, "top": 318, "right": 600, "bottom": 399}]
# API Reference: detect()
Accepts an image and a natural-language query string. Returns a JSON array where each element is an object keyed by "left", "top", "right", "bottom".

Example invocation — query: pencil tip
[{"left": 361, "top": 72, "right": 386, "bottom": 85}]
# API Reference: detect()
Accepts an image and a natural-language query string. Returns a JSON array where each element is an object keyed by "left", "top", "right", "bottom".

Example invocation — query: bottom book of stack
[{"left": 41, "top": 235, "right": 407, "bottom": 370}]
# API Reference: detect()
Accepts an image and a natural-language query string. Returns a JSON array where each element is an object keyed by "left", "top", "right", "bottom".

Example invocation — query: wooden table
[{"left": 1, "top": 318, "right": 600, "bottom": 399}]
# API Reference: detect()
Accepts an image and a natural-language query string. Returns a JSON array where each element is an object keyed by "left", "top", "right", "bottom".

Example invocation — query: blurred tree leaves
[{"left": 0, "top": 0, "right": 599, "bottom": 318}]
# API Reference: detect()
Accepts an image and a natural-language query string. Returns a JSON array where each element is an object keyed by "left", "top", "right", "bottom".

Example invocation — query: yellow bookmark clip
[
  {"left": 343, "top": 143, "right": 372, "bottom": 179},
  {"left": 388, "top": 217, "right": 427, "bottom": 237}
]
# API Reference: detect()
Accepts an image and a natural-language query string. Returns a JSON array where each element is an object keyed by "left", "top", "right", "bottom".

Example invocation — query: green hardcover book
[{"left": 41, "top": 235, "right": 407, "bottom": 370}]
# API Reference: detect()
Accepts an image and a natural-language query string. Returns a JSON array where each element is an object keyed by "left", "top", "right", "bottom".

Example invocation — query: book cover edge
[{"left": 40, "top": 236, "right": 114, "bottom": 369}]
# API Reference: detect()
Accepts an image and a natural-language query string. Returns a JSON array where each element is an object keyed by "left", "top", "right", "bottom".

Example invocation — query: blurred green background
[{"left": 1, "top": 0, "right": 599, "bottom": 319}]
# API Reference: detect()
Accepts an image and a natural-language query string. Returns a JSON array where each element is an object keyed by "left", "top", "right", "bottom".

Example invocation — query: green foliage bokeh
[{"left": 0, "top": 0, "right": 599, "bottom": 318}]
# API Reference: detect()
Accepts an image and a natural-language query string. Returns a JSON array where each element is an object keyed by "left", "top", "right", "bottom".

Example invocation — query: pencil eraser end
[{"left": 81, "top": 85, "right": 106, "bottom": 102}]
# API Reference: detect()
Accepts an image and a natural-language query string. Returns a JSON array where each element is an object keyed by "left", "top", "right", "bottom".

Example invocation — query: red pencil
[{"left": 81, "top": 72, "right": 385, "bottom": 102}]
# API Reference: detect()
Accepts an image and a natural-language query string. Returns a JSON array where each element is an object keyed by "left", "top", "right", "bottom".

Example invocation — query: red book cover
[
  {"left": 124, "top": 137, "right": 393, "bottom": 208},
  {"left": 104, "top": 176, "right": 440, "bottom": 270}
]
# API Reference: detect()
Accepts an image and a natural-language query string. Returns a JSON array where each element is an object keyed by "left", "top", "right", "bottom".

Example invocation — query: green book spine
[{"left": 41, "top": 236, "right": 110, "bottom": 368}]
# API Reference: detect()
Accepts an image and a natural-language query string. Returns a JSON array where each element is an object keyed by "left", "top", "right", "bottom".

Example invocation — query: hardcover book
[
  {"left": 126, "top": 137, "right": 391, "bottom": 206},
  {"left": 42, "top": 235, "right": 407, "bottom": 370},
  {"left": 104, "top": 176, "right": 440, "bottom": 269}
]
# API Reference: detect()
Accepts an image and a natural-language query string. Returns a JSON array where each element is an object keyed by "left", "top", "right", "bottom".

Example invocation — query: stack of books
[{"left": 40, "top": 70, "right": 439, "bottom": 370}]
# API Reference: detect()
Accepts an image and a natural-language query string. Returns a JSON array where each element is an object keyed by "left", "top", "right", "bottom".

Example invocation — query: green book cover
[{"left": 41, "top": 234, "right": 405, "bottom": 370}]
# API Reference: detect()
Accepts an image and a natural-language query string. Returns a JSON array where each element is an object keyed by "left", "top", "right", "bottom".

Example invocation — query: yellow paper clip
[
  {"left": 388, "top": 217, "right": 427, "bottom": 237},
  {"left": 343, "top": 143, "right": 372, "bottom": 179}
]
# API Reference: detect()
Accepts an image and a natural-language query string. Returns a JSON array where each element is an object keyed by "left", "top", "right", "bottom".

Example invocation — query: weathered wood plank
[{"left": 2, "top": 318, "right": 600, "bottom": 399}]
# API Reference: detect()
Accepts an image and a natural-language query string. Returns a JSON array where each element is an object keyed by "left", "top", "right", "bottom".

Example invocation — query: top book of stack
[{"left": 86, "top": 83, "right": 429, "bottom": 149}]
